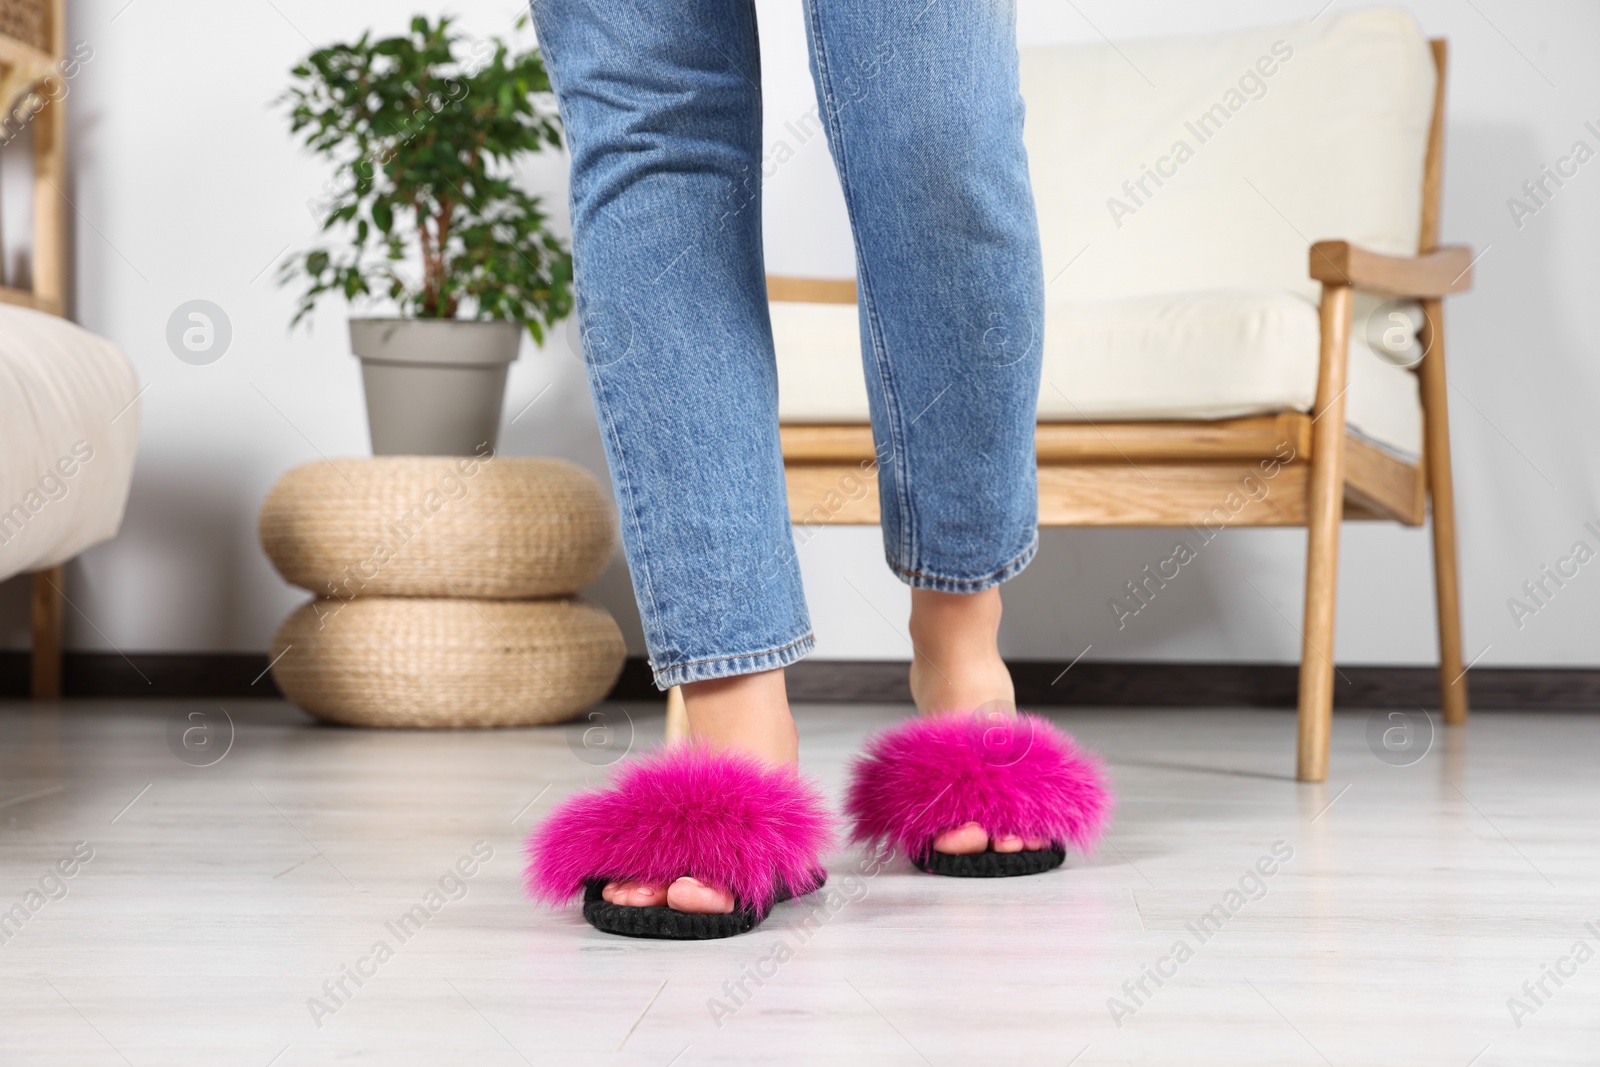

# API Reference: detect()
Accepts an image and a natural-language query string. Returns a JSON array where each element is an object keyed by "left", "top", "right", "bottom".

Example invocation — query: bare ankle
[
  {"left": 681, "top": 669, "right": 798, "bottom": 767},
  {"left": 909, "top": 586, "right": 1001, "bottom": 645},
  {"left": 907, "top": 587, "right": 1015, "bottom": 715}
]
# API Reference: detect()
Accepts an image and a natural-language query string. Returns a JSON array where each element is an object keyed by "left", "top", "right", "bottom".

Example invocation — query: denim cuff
[
  {"left": 650, "top": 631, "right": 817, "bottom": 690},
  {"left": 888, "top": 533, "right": 1039, "bottom": 594}
]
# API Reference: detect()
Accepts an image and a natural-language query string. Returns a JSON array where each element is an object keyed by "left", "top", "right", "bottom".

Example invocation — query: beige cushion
[
  {"left": 1022, "top": 7, "right": 1436, "bottom": 302},
  {"left": 773, "top": 8, "right": 1436, "bottom": 459},
  {"left": 0, "top": 305, "right": 141, "bottom": 579},
  {"left": 773, "top": 290, "right": 1423, "bottom": 457}
]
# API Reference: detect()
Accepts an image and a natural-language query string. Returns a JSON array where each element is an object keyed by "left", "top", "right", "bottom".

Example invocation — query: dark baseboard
[
  {"left": 0, "top": 652, "right": 287, "bottom": 699},
  {"left": 1, "top": 652, "right": 1597, "bottom": 709}
]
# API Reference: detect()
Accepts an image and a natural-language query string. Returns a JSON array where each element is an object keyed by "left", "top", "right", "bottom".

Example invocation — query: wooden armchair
[
  {"left": 0, "top": 0, "right": 66, "bottom": 697},
  {"left": 763, "top": 22, "right": 1469, "bottom": 782},
  {"left": 1, "top": 0, "right": 140, "bottom": 700}
]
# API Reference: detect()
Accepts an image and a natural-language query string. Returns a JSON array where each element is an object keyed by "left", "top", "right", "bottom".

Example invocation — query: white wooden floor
[{"left": 0, "top": 698, "right": 1594, "bottom": 1066}]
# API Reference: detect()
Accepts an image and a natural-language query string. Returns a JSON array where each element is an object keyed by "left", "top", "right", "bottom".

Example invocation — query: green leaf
[{"left": 277, "top": 16, "right": 571, "bottom": 332}]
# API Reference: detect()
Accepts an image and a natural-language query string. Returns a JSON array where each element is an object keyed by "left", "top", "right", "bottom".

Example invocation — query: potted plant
[{"left": 280, "top": 16, "right": 572, "bottom": 456}]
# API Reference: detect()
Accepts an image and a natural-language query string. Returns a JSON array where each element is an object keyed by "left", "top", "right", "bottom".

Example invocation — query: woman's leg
[
  {"left": 908, "top": 586, "right": 1014, "bottom": 714},
  {"left": 802, "top": 0, "right": 1046, "bottom": 852},
  {"left": 530, "top": 0, "right": 805, "bottom": 911}
]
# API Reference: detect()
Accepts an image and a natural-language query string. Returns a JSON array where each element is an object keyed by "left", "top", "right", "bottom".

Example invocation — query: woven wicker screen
[{"left": 0, "top": 0, "right": 49, "bottom": 52}]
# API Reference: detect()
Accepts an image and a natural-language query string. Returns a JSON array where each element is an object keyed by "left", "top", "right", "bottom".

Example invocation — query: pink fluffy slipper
[
  {"left": 525, "top": 743, "right": 835, "bottom": 939},
  {"left": 846, "top": 711, "right": 1113, "bottom": 878}
]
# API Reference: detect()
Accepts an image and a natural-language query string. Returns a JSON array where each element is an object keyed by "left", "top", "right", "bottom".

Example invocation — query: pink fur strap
[
  {"left": 845, "top": 712, "right": 1113, "bottom": 861},
  {"left": 525, "top": 744, "right": 835, "bottom": 913}
]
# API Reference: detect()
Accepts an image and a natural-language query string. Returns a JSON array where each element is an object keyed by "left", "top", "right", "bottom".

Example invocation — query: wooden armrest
[
  {"left": 767, "top": 275, "right": 858, "bottom": 304},
  {"left": 1309, "top": 241, "right": 1474, "bottom": 297}
]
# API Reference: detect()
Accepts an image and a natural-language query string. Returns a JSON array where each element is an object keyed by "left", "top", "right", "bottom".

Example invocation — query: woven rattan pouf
[
  {"left": 260, "top": 455, "right": 616, "bottom": 599},
  {"left": 260, "top": 456, "right": 626, "bottom": 727}
]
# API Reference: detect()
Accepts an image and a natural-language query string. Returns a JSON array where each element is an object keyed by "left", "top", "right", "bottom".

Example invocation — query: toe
[
  {"left": 932, "top": 822, "right": 989, "bottom": 855},
  {"left": 615, "top": 881, "right": 668, "bottom": 907},
  {"left": 1023, "top": 836, "right": 1048, "bottom": 851},
  {"left": 993, "top": 834, "right": 1024, "bottom": 853},
  {"left": 628, "top": 883, "right": 669, "bottom": 907},
  {"left": 666, "top": 876, "right": 736, "bottom": 914}
]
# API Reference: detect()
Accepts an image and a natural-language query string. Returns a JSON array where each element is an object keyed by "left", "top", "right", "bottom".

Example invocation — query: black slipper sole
[
  {"left": 912, "top": 844, "right": 1066, "bottom": 878},
  {"left": 581, "top": 873, "right": 827, "bottom": 940}
]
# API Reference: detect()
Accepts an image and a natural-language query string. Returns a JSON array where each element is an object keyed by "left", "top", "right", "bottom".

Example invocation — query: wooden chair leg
[
  {"left": 30, "top": 566, "right": 65, "bottom": 700},
  {"left": 665, "top": 685, "right": 689, "bottom": 743},
  {"left": 1297, "top": 285, "right": 1353, "bottom": 783},
  {"left": 1418, "top": 298, "right": 1468, "bottom": 725}
]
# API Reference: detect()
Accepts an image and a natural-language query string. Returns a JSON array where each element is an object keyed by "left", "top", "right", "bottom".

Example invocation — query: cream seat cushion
[
  {"left": 773, "top": 290, "right": 1423, "bottom": 457},
  {"left": 773, "top": 7, "right": 1437, "bottom": 459},
  {"left": 0, "top": 304, "right": 141, "bottom": 580}
]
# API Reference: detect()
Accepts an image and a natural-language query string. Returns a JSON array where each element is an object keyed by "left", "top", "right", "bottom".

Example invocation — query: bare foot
[
  {"left": 599, "top": 876, "right": 735, "bottom": 913},
  {"left": 907, "top": 588, "right": 1046, "bottom": 856},
  {"left": 930, "top": 822, "right": 1048, "bottom": 854},
  {"left": 907, "top": 587, "right": 1016, "bottom": 716},
  {"left": 603, "top": 669, "right": 796, "bottom": 913}
]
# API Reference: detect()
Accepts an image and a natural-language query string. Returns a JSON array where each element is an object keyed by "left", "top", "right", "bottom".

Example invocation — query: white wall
[{"left": 3, "top": 0, "right": 1597, "bottom": 672}]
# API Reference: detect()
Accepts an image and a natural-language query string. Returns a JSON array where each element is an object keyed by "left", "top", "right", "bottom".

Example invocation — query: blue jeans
[{"left": 530, "top": 0, "right": 1044, "bottom": 690}]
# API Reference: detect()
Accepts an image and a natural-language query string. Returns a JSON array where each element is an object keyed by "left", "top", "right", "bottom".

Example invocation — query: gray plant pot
[{"left": 349, "top": 318, "right": 523, "bottom": 456}]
